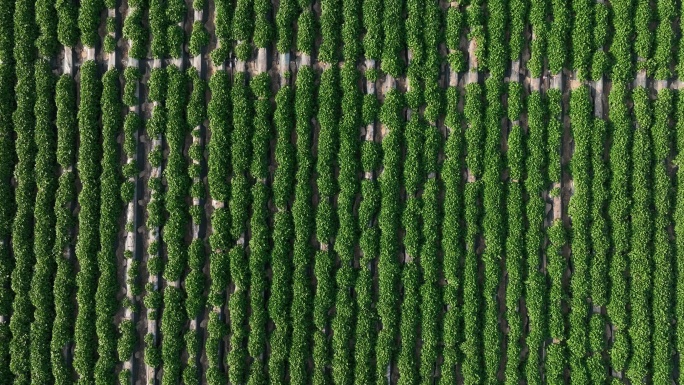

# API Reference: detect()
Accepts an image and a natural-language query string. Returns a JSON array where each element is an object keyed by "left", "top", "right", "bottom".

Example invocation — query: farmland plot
[{"left": 5, "top": 0, "right": 684, "bottom": 384}]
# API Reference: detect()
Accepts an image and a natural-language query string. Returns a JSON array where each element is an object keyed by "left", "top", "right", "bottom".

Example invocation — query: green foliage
[
  {"left": 206, "top": 70, "right": 231, "bottom": 385},
  {"left": 56, "top": 0, "right": 78, "bottom": 48},
  {"left": 36, "top": 0, "right": 57, "bottom": 57},
  {"left": 381, "top": 0, "right": 404, "bottom": 76},
  {"left": 73, "top": 60, "right": 101, "bottom": 385},
  {"left": 363, "top": 0, "right": 382, "bottom": 61},
  {"left": 528, "top": 0, "right": 548, "bottom": 77},
  {"left": 376, "top": 89, "right": 404, "bottom": 384},
  {"left": 610, "top": 0, "right": 634, "bottom": 81},
  {"left": 441, "top": 86, "right": 464, "bottom": 385},
  {"left": 332, "top": 63, "right": 361, "bottom": 385},
  {"left": 248, "top": 72, "right": 271, "bottom": 384},
  {"left": 276, "top": 0, "right": 298, "bottom": 53},
  {"left": 51, "top": 75, "right": 77, "bottom": 385},
  {"left": 567, "top": 86, "right": 592, "bottom": 383},
  {"left": 289, "top": 66, "right": 316, "bottom": 385},
  {"left": 95, "top": 68, "right": 122, "bottom": 385},
  {"left": 161, "top": 66, "right": 189, "bottom": 385},
  {"left": 78, "top": 0, "right": 102, "bottom": 47},
  {"left": 189, "top": 21, "right": 210, "bottom": 57},
  {"left": 548, "top": 0, "right": 570, "bottom": 74},
  {"left": 627, "top": 86, "right": 653, "bottom": 384},
  {"left": 525, "top": 90, "right": 547, "bottom": 385},
  {"left": 150, "top": 0, "right": 167, "bottom": 58},
  {"left": 123, "top": 6, "right": 147, "bottom": 59},
  {"left": 650, "top": 89, "right": 674, "bottom": 384},
  {"left": 30, "top": 59, "right": 56, "bottom": 385},
  {"left": 227, "top": 71, "right": 251, "bottom": 385},
  {"left": 634, "top": 0, "right": 652, "bottom": 71},
  {"left": 571, "top": 0, "right": 592, "bottom": 80},
  {"left": 654, "top": 0, "right": 675, "bottom": 79}
]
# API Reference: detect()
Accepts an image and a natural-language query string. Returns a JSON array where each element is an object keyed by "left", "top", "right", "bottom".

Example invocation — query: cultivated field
[{"left": 1, "top": 0, "right": 683, "bottom": 384}]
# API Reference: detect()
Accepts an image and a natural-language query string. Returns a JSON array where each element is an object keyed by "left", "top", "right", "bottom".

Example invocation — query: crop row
[
  {"left": 275, "top": 0, "right": 297, "bottom": 53},
  {"left": 607, "top": 82, "right": 631, "bottom": 373},
  {"left": 142, "top": 66, "right": 166, "bottom": 376},
  {"left": 398, "top": 0, "right": 422, "bottom": 383},
  {"left": 545, "top": 85, "right": 565, "bottom": 383},
  {"left": 628, "top": 86, "right": 653, "bottom": 384},
  {"left": 333, "top": 66, "right": 361, "bottom": 385},
  {"left": 467, "top": 0, "right": 485, "bottom": 70},
  {"left": 655, "top": 0, "right": 678, "bottom": 73},
  {"left": 376, "top": 88, "right": 403, "bottom": 385},
  {"left": 528, "top": 0, "right": 546, "bottom": 78},
  {"left": 568, "top": 86, "right": 592, "bottom": 382},
  {"left": 272, "top": 82, "right": 295, "bottom": 385},
  {"left": 404, "top": 0, "right": 421, "bottom": 281},
  {"left": 486, "top": 0, "right": 506, "bottom": 77},
  {"left": 635, "top": 0, "right": 652, "bottom": 71},
  {"left": 505, "top": 78, "right": 524, "bottom": 385},
  {"left": 184, "top": 67, "right": 206, "bottom": 385},
  {"left": 161, "top": 65, "right": 189, "bottom": 385},
  {"left": 604, "top": 10, "right": 631, "bottom": 378},
  {"left": 441, "top": 5, "right": 465, "bottom": 382},
  {"left": 233, "top": 0, "right": 252, "bottom": 60},
  {"left": 95, "top": 68, "right": 122, "bottom": 385},
  {"left": 118, "top": 65, "right": 142, "bottom": 385},
  {"left": 419, "top": 2, "right": 442, "bottom": 383},
  {"left": 167, "top": 0, "right": 185, "bottom": 58},
  {"left": 248, "top": 72, "right": 271, "bottom": 384},
  {"left": 651, "top": 87, "right": 674, "bottom": 383},
  {"left": 150, "top": 0, "right": 165, "bottom": 58},
  {"left": 462, "top": 81, "right": 484, "bottom": 384},
  {"left": 612, "top": 0, "right": 633, "bottom": 81},
  {"left": 481, "top": 0, "right": 507, "bottom": 378},
  {"left": 354, "top": 0, "right": 382, "bottom": 383},
  {"left": 588, "top": 110, "right": 610, "bottom": 385},
  {"left": 524, "top": 88, "right": 546, "bottom": 385},
  {"left": 381, "top": 0, "right": 403, "bottom": 77},
  {"left": 297, "top": 1, "right": 315, "bottom": 55},
  {"left": 591, "top": 1, "right": 609, "bottom": 80},
  {"left": 253, "top": 0, "right": 272, "bottom": 50},
  {"left": 0, "top": 0, "right": 12, "bottom": 371},
  {"left": 205, "top": 69, "right": 230, "bottom": 385},
  {"left": 356, "top": 61, "right": 380, "bottom": 385},
  {"left": 103, "top": 0, "right": 116, "bottom": 54},
  {"left": 586, "top": 1, "right": 610, "bottom": 380},
  {"left": 319, "top": 0, "right": 342, "bottom": 64},
  {"left": 9, "top": 0, "right": 37, "bottom": 383},
  {"left": 189, "top": 0, "right": 209, "bottom": 58},
  {"left": 29, "top": 5, "right": 58, "bottom": 383},
  {"left": 548, "top": 0, "right": 569, "bottom": 75},
  {"left": 482, "top": 77, "right": 504, "bottom": 383},
  {"left": 313, "top": 65, "right": 338, "bottom": 384},
  {"left": 418, "top": 125, "right": 441, "bottom": 383},
  {"left": 289, "top": 65, "right": 315, "bottom": 384},
  {"left": 78, "top": 0, "right": 101, "bottom": 48},
  {"left": 56, "top": 0, "right": 78, "bottom": 48},
  {"left": 72, "top": 60, "right": 101, "bottom": 385},
  {"left": 227, "top": 70, "right": 250, "bottom": 385},
  {"left": 123, "top": 0, "right": 147, "bottom": 59},
  {"left": 284, "top": 5, "right": 312, "bottom": 385},
  {"left": 212, "top": 0, "right": 232, "bottom": 64},
  {"left": 504, "top": 7, "right": 526, "bottom": 383},
  {"left": 675, "top": 67, "right": 684, "bottom": 379},
  {"left": 30, "top": 58, "right": 57, "bottom": 385},
  {"left": 571, "top": 0, "right": 592, "bottom": 80},
  {"left": 51, "top": 74, "right": 78, "bottom": 385},
  {"left": 441, "top": 87, "right": 463, "bottom": 385}
]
